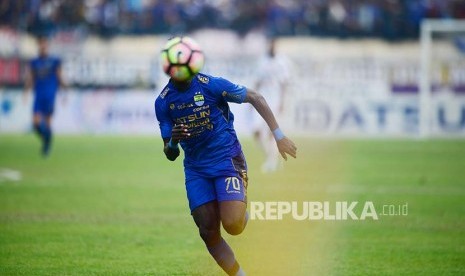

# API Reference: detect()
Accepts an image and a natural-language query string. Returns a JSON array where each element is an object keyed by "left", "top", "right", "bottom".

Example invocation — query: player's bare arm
[
  {"left": 162, "top": 124, "right": 190, "bottom": 161},
  {"left": 56, "top": 64, "right": 70, "bottom": 106},
  {"left": 23, "top": 65, "right": 33, "bottom": 102},
  {"left": 244, "top": 88, "right": 297, "bottom": 160},
  {"left": 56, "top": 65, "right": 67, "bottom": 90}
]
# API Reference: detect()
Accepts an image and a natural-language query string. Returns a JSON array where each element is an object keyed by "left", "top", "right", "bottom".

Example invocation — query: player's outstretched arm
[
  {"left": 23, "top": 65, "right": 33, "bottom": 103},
  {"left": 244, "top": 89, "right": 297, "bottom": 160},
  {"left": 163, "top": 124, "right": 190, "bottom": 161},
  {"left": 56, "top": 64, "right": 68, "bottom": 90}
]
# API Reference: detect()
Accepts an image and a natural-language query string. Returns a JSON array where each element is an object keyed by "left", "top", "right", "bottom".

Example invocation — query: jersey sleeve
[
  {"left": 154, "top": 98, "right": 173, "bottom": 139},
  {"left": 210, "top": 76, "right": 247, "bottom": 104}
]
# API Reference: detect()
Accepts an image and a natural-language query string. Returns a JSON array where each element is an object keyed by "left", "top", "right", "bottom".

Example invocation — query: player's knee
[{"left": 222, "top": 219, "right": 244, "bottom": 236}]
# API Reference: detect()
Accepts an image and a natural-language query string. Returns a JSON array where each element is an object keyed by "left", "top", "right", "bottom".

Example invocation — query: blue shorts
[
  {"left": 185, "top": 153, "right": 248, "bottom": 212},
  {"left": 33, "top": 97, "right": 55, "bottom": 116}
]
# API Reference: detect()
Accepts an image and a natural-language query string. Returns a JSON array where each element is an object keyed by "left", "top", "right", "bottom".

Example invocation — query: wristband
[
  {"left": 168, "top": 138, "right": 179, "bottom": 149},
  {"left": 272, "top": 128, "right": 285, "bottom": 141}
]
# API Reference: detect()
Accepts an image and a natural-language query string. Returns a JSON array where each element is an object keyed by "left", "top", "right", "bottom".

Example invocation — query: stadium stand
[{"left": 1, "top": 0, "right": 464, "bottom": 39}]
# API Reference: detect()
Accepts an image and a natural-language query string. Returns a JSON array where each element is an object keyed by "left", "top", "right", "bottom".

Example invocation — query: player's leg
[
  {"left": 37, "top": 97, "right": 55, "bottom": 156},
  {"left": 192, "top": 201, "right": 221, "bottom": 247},
  {"left": 33, "top": 110, "right": 50, "bottom": 156},
  {"left": 254, "top": 128, "right": 273, "bottom": 173},
  {"left": 32, "top": 96, "right": 44, "bottom": 139},
  {"left": 262, "top": 101, "right": 281, "bottom": 173},
  {"left": 263, "top": 130, "right": 280, "bottom": 172},
  {"left": 190, "top": 199, "right": 245, "bottom": 275},
  {"left": 252, "top": 129, "right": 262, "bottom": 150},
  {"left": 32, "top": 96, "right": 53, "bottom": 156},
  {"left": 251, "top": 108, "right": 266, "bottom": 154},
  {"left": 186, "top": 175, "right": 244, "bottom": 275},
  {"left": 256, "top": 123, "right": 278, "bottom": 173},
  {"left": 215, "top": 153, "right": 249, "bottom": 235},
  {"left": 192, "top": 202, "right": 245, "bottom": 276},
  {"left": 219, "top": 200, "right": 247, "bottom": 236},
  {"left": 41, "top": 114, "right": 53, "bottom": 155},
  {"left": 32, "top": 112, "right": 43, "bottom": 139},
  {"left": 212, "top": 176, "right": 248, "bottom": 275}
]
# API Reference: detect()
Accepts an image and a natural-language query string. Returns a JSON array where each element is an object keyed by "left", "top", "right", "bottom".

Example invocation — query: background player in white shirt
[{"left": 253, "top": 39, "right": 292, "bottom": 173}]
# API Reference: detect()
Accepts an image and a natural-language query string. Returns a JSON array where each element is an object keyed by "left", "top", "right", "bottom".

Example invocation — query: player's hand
[
  {"left": 277, "top": 137, "right": 297, "bottom": 160},
  {"left": 171, "top": 124, "right": 190, "bottom": 143}
]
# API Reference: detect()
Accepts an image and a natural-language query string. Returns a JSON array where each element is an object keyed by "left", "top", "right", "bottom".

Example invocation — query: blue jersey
[
  {"left": 155, "top": 73, "right": 247, "bottom": 173},
  {"left": 30, "top": 56, "right": 61, "bottom": 99}
]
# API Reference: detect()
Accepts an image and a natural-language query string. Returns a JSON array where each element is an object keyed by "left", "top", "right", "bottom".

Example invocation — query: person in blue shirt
[
  {"left": 24, "top": 36, "right": 65, "bottom": 156},
  {"left": 155, "top": 43, "right": 297, "bottom": 275}
]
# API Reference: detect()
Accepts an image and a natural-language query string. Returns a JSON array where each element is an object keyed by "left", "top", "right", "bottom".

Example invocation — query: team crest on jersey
[
  {"left": 169, "top": 103, "right": 175, "bottom": 110},
  {"left": 194, "top": 92, "right": 204, "bottom": 106},
  {"left": 197, "top": 75, "right": 209, "bottom": 84}
]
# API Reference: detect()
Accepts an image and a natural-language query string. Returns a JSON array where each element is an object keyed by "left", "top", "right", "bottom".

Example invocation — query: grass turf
[{"left": 0, "top": 135, "right": 464, "bottom": 275}]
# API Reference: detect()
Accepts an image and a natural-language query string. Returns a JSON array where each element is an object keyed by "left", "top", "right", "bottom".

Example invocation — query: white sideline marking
[{"left": 0, "top": 168, "right": 22, "bottom": 182}]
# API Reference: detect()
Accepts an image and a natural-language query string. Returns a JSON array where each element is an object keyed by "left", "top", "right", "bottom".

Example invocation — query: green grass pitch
[{"left": 0, "top": 135, "right": 464, "bottom": 275}]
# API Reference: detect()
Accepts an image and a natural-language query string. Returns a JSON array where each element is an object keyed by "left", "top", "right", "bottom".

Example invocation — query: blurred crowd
[{"left": 1, "top": 0, "right": 465, "bottom": 39}]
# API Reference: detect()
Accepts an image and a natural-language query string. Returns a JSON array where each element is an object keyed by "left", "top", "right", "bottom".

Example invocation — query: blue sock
[
  {"left": 34, "top": 124, "right": 44, "bottom": 139},
  {"left": 207, "top": 238, "right": 244, "bottom": 276}
]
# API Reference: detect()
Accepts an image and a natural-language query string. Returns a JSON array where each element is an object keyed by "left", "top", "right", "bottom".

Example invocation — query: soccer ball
[{"left": 161, "top": 36, "right": 204, "bottom": 82}]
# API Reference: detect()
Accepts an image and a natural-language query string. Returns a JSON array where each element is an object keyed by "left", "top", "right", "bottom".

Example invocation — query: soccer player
[
  {"left": 155, "top": 40, "right": 297, "bottom": 276},
  {"left": 253, "top": 39, "right": 292, "bottom": 173},
  {"left": 24, "top": 36, "right": 65, "bottom": 156}
]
